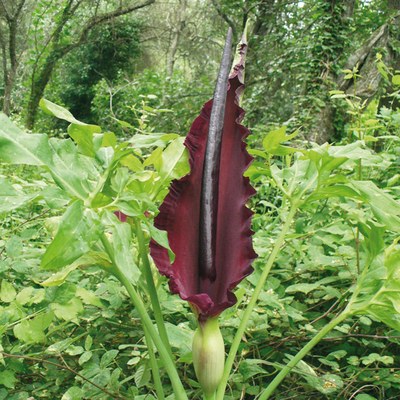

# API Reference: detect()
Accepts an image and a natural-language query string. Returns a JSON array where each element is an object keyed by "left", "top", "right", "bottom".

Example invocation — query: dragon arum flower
[{"left": 150, "top": 28, "right": 256, "bottom": 395}]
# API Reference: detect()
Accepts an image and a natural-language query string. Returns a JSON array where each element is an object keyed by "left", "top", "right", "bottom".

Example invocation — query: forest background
[{"left": 1, "top": 0, "right": 400, "bottom": 399}]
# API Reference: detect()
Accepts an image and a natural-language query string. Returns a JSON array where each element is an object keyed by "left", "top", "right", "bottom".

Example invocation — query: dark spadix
[{"left": 150, "top": 28, "right": 256, "bottom": 321}]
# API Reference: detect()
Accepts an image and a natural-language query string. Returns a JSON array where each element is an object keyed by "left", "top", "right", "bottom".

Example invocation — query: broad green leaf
[
  {"left": 361, "top": 353, "right": 393, "bottom": 366},
  {"left": 271, "top": 158, "right": 318, "bottom": 201},
  {"left": 76, "top": 287, "right": 102, "bottom": 307},
  {"left": 307, "top": 185, "right": 362, "bottom": 202},
  {"left": 40, "top": 186, "right": 70, "bottom": 209},
  {"left": 134, "top": 362, "right": 151, "bottom": 388},
  {"left": 350, "top": 180, "right": 400, "bottom": 232},
  {"left": 15, "top": 287, "right": 45, "bottom": 305},
  {"left": 13, "top": 312, "right": 53, "bottom": 344},
  {"left": 100, "top": 350, "right": 119, "bottom": 368},
  {"left": 41, "top": 201, "right": 102, "bottom": 270},
  {"left": 120, "top": 154, "right": 143, "bottom": 172},
  {"left": 40, "top": 99, "right": 100, "bottom": 131},
  {"left": 51, "top": 297, "right": 84, "bottom": 322},
  {"left": 67, "top": 124, "right": 99, "bottom": 157},
  {"left": 129, "top": 132, "right": 179, "bottom": 149},
  {"left": 85, "top": 335, "right": 93, "bottom": 351},
  {"left": 107, "top": 212, "right": 140, "bottom": 283},
  {"left": 0, "top": 370, "right": 16, "bottom": 389},
  {"left": 46, "top": 337, "right": 78, "bottom": 354},
  {"left": 263, "top": 126, "right": 300, "bottom": 155},
  {"left": 101, "top": 132, "right": 117, "bottom": 148},
  {"left": 62, "top": 386, "right": 84, "bottom": 400},
  {"left": 315, "top": 374, "right": 343, "bottom": 394},
  {"left": 327, "top": 141, "right": 381, "bottom": 165},
  {"left": 0, "top": 178, "right": 38, "bottom": 214},
  {"left": 78, "top": 351, "right": 93, "bottom": 365},
  {"left": 151, "top": 137, "right": 189, "bottom": 199},
  {"left": 355, "top": 395, "right": 377, "bottom": 400},
  {"left": 48, "top": 138, "right": 92, "bottom": 199},
  {"left": 147, "top": 223, "right": 170, "bottom": 251},
  {"left": 359, "top": 221, "right": 385, "bottom": 259},
  {"left": 349, "top": 240, "right": 400, "bottom": 330},
  {"left": 392, "top": 75, "right": 400, "bottom": 86},
  {"left": 41, "top": 253, "right": 111, "bottom": 286},
  {"left": 0, "top": 113, "right": 52, "bottom": 165},
  {"left": 164, "top": 322, "right": 193, "bottom": 355},
  {"left": 248, "top": 149, "right": 269, "bottom": 159},
  {"left": 143, "top": 147, "right": 162, "bottom": 169},
  {"left": 239, "top": 359, "right": 268, "bottom": 380},
  {"left": 0, "top": 281, "right": 16, "bottom": 303},
  {"left": 0, "top": 114, "right": 93, "bottom": 201},
  {"left": 285, "top": 282, "right": 320, "bottom": 294},
  {"left": 160, "top": 137, "right": 189, "bottom": 181}
]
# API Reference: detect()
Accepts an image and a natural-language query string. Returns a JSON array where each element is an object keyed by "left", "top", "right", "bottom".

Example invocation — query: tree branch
[
  {"left": 0, "top": 0, "right": 11, "bottom": 22},
  {"left": 77, "top": 0, "right": 155, "bottom": 45},
  {"left": 14, "top": 0, "right": 28, "bottom": 20},
  {"left": 210, "top": 0, "right": 237, "bottom": 39},
  {"left": 56, "top": 0, "right": 155, "bottom": 56}
]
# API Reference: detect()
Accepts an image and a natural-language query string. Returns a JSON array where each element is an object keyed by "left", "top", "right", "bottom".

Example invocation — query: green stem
[
  {"left": 115, "top": 268, "right": 188, "bottom": 400},
  {"left": 135, "top": 220, "right": 173, "bottom": 359},
  {"left": 204, "top": 393, "right": 216, "bottom": 400},
  {"left": 215, "top": 204, "right": 299, "bottom": 400},
  {"left": 143, "top": 324, "right": 165, "bottom": 400},
  {"left": 100, "top": 234, "right": 187, "bottom": 400},
  {"left": 257, "top": 311, "right": 351, "bottom": 400}
]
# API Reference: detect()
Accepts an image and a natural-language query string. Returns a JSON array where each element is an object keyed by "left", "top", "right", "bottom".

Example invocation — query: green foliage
[
  {"left": 1, "top": 2, "right": 400, "bottom": 396},
  {"left": 0, "top": 102, "right": 191, "bottom": 399},
  {"left": 49, "top": 18, "right": 141, "bottom": 124},
  {"left": 91, "top": 69, "right": 213, "bottom": 136},
  {"left": 2, "top": 87, "right": 400, "bottom": 398}
]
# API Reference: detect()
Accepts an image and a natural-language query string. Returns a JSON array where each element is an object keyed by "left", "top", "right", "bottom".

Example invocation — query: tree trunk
[
  {"left": 26, "top": 52, "right": 60, "bottom": 129},
  {"left": 305, "top": 0, "right": 356, "bottom": 143},
  {"left": 2, "top": 71, "right": 15, "bottom": 115},
  {"left": 24, "top": 0, "right": 155, "bottom": 129},
  {"left": 0, "top": 0, "right": 27, "bottom": 115},
  {"left": 314, "top": 13, "right": 400, "bottom": 143},
  {"left": 166, "top": 0, "right": 187, "bottom": 78}
]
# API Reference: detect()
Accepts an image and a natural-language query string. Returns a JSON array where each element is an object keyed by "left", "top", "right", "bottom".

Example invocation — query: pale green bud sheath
[{"left": 192, "top": 318, "right": 225, "bottom": 398}]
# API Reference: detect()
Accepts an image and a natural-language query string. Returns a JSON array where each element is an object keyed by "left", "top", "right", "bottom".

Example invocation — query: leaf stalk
[
  {"left": 215, "top": 203, "right": 299, "bottom": 399},
  {"left": 135, "top": 219, "right": 173, "bottom": 359},
  {"left": 100, "top": 233, "right": 188, "bottom": 400},
  {"left": 257, "top": 311, "right": 351, "bottom": 399}
]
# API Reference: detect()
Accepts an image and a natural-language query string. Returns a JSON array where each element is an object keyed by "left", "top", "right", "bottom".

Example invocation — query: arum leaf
[
  {"left": 128, "top": 133, "right": 180, "bottom": 149},
  {"left": 150, "top": 30, "right": 256, "bottom": 319},
  {"left": 0, "top": 178, "right": 38, "bottom": 213},
  {"left": 350, "top": 180, "right": 400, "bottom": 232},
  {"left": 0, "top": 113, "right": 93, "bottom": 200},
  {"left": 40, "top": 98, "right": 100, "bottom": 131},
  {"left": 40, "top": 252, "right": 111, "bottom": 286},
  {"left": 40, "top": 98, "right": 101, "bottom": 157},
  {"left": 104, "top": 212, "right": 140, "bottom": 284},
  {"left": 262, "top": 126, "right": 301, "bottom": 155},
  {"left": 48, "top": 138, "right": 92, "bottom": 199},
  {"left": 350, "top": 240, "right": 400, "bottom": 330},
  {"left": 41, "top": 201, "right": 101, "bottom": 270},
  {"left": 0, "top": 113, "right": 52, "bottom": 166}
]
